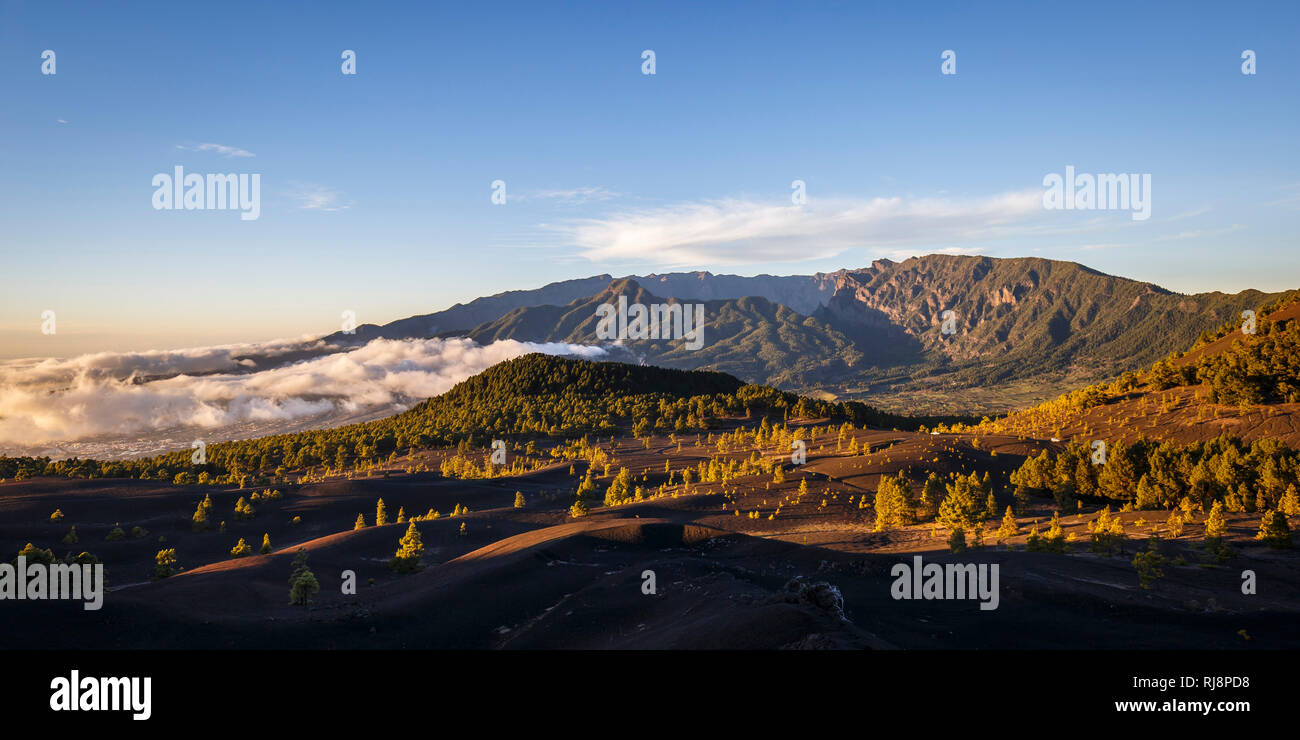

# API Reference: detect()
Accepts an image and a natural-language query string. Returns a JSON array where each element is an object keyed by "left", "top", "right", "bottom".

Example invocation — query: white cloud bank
[
  {"left": 0, "top": 337, "right": 605, "bottom": 450},
  {"left": 554, "top": 191, "right": 1047, "bottom": 266}
]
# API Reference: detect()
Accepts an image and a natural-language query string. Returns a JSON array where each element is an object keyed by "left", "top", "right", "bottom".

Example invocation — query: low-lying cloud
[{"left": 0, "top": 337, "right": 605, "bottom": 456}]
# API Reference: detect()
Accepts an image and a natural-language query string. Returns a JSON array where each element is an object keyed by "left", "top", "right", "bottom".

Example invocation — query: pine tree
[
  {"left": 1203, "top": 500, "right": 1232, "bottom": 562},
  {"left": 354, "top": 513, "right": 366, "bottom": 530},
  {"left": 873, "top": 473, "right": 916, "bottom": 531},
  {"left": 1013, "top": 484, "right": 1032, "bottom": 515},
  {"left": 288, "top": 548, "right": 319, "bottom": 605},
  {"left": 396, "top": 506, "right": 407, "bottom": 523},
  {"left": 17, "top": 543, "right": 56, "bottom": 564},
  {"left": 569, "top": 497, "right": 589, "bottom": 518},
  {"left": 230, "top": 537, "right": 252, "bottom": 558},
  {"left": 289, "top": 547, "right": 309, "bottom": 577},
  {"left": 61, "top": 526, "right": 79, "bottom": 545},
  {"left": 1204, "top": 500, "right": 1228, "bottom": 539},
  {"left": 938, "top": 476, "right": 981, "bottom": 533},
  {"left": 153, "top": 548, "right": 178, "bottom": 580},
  {"left": 1280, "top": 485, "right": 1300, "bottom": 518},
  {"left": 604, "top": 467, "right": 633, "bottom": 506},
  {"left": 1025, "top": 524, "right": 1042, "bottom": 551},
  {"left": 50, "top": 508, "right": 64, "bottom": 522},
  {"left": 1165, "top": 509, "right": 1185, "bottom": 538},
  {"left": 513, "top": 491, "right": 526, "bottom": 508},
  {"left": 1256, "top": 509, "right": 1292, "bottom": 548},
  {"left": 920, "top": 473, "right": 944, "bottom": 519},
  {"left": 1043, "top": 511, "right": 1067, "bottom": 552},
  {"left": 984, "top": 492, "right": 998, "bottom": 520},
  {"left": 376, "top": 498, "right": 389, "bottom": 526},
  {"left": 947, "top": 526, "right": 967, "bottom": 553},
  {"left": 260, "top": 533, "right": 272, "bottom": 554},
  {"left": 1135, "top": 475, "right": 1162, "bottom": 510},
  {"left": 191, "top": 494, "right": 213, "bottom": 532},
  {"left": 1132, "top": 534, "right": 1166, "bottom": 589},
  {"left": 996, "top": 506, "right": 1020, "bottom": 543},
  {"left": 390, "top": 521, "right": 425, "bottom": 572},
  {"left": 233, "top": 496, "right": 254, "bottom": 520},
  {"left": 1087, "top": 506, "right": 1125, "bottom": 555},
  {"left": 576, "top": 471, "right": 596, "bottom": 499}
]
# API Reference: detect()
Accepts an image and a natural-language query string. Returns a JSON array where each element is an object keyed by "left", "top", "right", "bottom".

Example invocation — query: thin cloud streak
[
  {"left": 175, "top": 142, "right": 256, "bottom": 158},
  {"left": 552, "top": 191, "right": 1050, "bottom": 266}
]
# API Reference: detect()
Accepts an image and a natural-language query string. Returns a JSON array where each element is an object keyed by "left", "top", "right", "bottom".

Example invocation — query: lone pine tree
[
  {"left": 154, "top": 548, "right": 178, "bottom": 580},
  {"left": 996, "top": 506, "right": 1020, "bottom": 543},
  {"left": 191, "top": 494, "right": 213, "bottom": 532},
  {"left": 288, "top": 548, "right": 320, "bottom": 606},
  {"left": 390, "top": 521, "right": 424, "bottom": 573}
]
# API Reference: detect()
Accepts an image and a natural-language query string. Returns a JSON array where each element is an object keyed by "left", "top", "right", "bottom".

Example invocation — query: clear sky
[{"left": 1, "top": 0, "right": 1297, "bottom": 358}]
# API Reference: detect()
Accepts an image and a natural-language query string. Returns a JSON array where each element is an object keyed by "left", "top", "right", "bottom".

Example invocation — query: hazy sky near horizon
[{"left": 2, "top": 0, "right": 1297, "bottom": 358}]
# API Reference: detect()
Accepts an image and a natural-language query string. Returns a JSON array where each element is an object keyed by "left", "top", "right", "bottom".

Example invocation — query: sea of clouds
[{"left": 0, "top": 337, "right": 606, "bottom": 458}]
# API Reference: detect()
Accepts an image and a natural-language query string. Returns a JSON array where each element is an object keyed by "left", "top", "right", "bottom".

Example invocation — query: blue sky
[{"left": 1, "top": 0, "right": 1297, "bottom": 357}]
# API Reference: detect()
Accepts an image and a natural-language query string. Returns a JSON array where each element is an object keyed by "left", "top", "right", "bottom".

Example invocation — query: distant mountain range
[{"left": 321, "top": 255, "right": 1285, "bottom": 411}]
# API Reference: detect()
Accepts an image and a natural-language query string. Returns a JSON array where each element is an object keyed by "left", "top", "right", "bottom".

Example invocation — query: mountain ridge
[{"left": 400, "top": 256, "right": 1285, "bottom": 407}]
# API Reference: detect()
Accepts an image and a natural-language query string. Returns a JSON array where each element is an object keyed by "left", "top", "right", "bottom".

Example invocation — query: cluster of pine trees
[{"left": 1010, "top": 433, "right": 1299, "bottom": 514}]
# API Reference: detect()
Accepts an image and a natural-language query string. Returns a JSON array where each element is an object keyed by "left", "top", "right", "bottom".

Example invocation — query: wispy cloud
[
  {"left": 287, "top": 182, "right": 352, "bottom": 212},
  {"left": 1152, "top": 224, "right": 1245, "bottom": 241},
  {"left": 1165, "top": 206, "right": 1211, "bottom": 222},
  {"left": 551, "top": 191, "right": 1048, "bottom": 266},
  {"left": 519, "top": 186, "right": 621, "bottom": 205},
  {"left": 175, "top": 142, "right": 256, "bottom": 158},
  {"left": 1262, "top": 183, "right": 1300, "bottom": 210}
]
